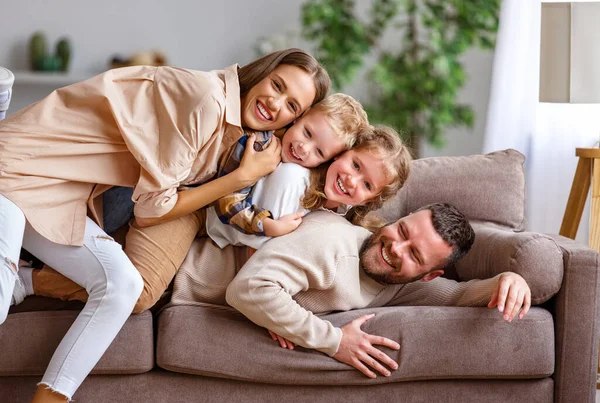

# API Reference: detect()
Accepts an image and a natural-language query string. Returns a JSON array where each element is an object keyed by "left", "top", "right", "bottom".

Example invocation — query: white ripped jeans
[{"left": 0, "top": 194, "right": 143, "bottom": 400}]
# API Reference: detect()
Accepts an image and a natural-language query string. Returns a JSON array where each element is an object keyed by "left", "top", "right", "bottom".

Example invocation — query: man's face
[{"left": 360, "top": 209, "right": 453, "bottom": 284}]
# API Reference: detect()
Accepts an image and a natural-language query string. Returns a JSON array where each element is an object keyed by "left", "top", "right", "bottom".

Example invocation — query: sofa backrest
[{"left": 373, "top": 149, "right": 526, "bottom": 231}]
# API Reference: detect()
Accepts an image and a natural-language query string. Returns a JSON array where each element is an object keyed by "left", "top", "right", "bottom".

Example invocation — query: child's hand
[
  {"left": 263, "top": 212, "right": 304, "bottom": 237},
  {"left": 268, "top": 329, "right": 296, "bottom": 350},
  {"left": 237, "top": 134, "right": 281, "bottom": 185}
]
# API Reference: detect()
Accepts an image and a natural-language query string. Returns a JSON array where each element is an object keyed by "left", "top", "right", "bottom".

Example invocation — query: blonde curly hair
[{"left": 301, "top": 124, "right": 412, "bottom": 226}]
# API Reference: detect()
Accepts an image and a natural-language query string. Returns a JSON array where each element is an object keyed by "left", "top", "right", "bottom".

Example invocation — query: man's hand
[
  {"left": 488, "top": 272, "right": 531, "bottom": 322},
  {"left": 267, "top": 329, "right": 296, "bottom": 350},
  {"left": 333, "top": 314, "right": 400, "bottom": 378},
  {"left": 263, "top": 212, "right": 305, "bottom": 237}
]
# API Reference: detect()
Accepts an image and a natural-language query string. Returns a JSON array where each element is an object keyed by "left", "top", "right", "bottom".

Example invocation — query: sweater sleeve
[
  {"left": 386, "top": 275, "right": 500, "bottom": 307},
  {"left": 226, "top": 220, "right": 344, "bottom": 356}
]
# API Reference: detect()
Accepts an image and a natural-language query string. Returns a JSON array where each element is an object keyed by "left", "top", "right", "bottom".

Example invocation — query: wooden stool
[{"left": 559, "top": 147, "right": 600, "bottom": 388}]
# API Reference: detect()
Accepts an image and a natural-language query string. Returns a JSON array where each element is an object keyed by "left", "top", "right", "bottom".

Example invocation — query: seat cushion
[
  {"left": 156, "top": 305, "right": 554, "bottom": 385},
  {"left": 0, "top": 308, "right": 154, "bottom": 375}
]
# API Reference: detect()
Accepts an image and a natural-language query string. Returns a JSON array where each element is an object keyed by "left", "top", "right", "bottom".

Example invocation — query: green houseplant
[{"left": 301, "top": 0, "right": 501, "bottom": 151}]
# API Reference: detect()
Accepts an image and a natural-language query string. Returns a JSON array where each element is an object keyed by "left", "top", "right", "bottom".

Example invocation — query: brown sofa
[{"left": 1, "top": 149, "right": 598, "bottom": 403}]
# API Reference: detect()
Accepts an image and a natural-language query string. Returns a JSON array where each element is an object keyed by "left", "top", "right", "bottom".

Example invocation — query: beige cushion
[
  {"left": 157, "top": 305, "right": 554, "bottom": 384},
  {"left": 374, "top": 149, "right": 526, "bottom": 231}
]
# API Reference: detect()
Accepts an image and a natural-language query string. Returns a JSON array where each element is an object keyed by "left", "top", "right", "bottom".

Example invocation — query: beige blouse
[{"left": 0, "top": 64, "right": 243, "bottom": 246}]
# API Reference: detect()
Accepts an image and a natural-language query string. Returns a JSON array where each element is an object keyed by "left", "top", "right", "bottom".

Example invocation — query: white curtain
[
  {"left": 483, "top": 0, "right": 540, "bottom": 155},
  {"left": 484, "top": 0, "right": 597, "bottom": 243}
]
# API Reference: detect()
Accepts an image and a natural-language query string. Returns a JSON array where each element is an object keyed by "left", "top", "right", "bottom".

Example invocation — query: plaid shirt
[{"left": 210, "top": 130, "right": 275, "bottom": 235}]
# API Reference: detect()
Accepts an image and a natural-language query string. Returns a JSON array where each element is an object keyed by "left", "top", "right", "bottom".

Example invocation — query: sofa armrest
[
  {"left": 548, "top": 235, "right": 600, "bottom": 403},
  {"left": 455, "top": 224, "right": 563, "bottom": 305}
]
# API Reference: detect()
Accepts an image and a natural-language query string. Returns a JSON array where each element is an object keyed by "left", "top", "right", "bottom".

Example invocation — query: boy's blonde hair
[
  {"left": 301, "top": 124, "right": 412, "bottom": 226},
  {"left": 308, "top": 93, "right": 369, "bottom": 149}
]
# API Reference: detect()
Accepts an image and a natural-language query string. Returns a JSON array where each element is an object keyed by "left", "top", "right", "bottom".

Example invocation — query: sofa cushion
[
  {"left": 457, "top": 224, "right": 564, "bottom": 305},
  {"left": 373, "top": 149, "right": 526, "bottom": 231},
  {"left": 0, "top": 309, "right": 154, "bottom": 375},
  {"left": 157, "top": 305, "right": 554, "bottom": 385}
]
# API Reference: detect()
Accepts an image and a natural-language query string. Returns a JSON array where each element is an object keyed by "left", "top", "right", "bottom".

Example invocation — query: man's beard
[{"left": 359, "top": 237, "right": 425, "bottom": 285}]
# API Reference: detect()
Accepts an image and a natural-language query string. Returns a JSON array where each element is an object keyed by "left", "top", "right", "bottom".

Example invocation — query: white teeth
[
  {"left": 257, "top": 102, "right": 272, "bottom": 120},
  {"left": 337, "top": 178, "right": 348, "bottom": 195},
  {"left": 381, "top": 246, "right": 393, "bottom": 266},
  {"left": 290, "top": 144, "right": 301, "bottom": 160}
]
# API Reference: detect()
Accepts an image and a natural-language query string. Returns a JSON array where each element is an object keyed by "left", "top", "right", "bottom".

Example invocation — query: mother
[{"left": 0, "top": 48, "right": 329, "bottom": 403}]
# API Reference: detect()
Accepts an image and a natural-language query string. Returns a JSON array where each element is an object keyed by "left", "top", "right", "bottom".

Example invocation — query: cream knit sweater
[{"left": 226, "top": 211, "right": 498, "bottom": 357}]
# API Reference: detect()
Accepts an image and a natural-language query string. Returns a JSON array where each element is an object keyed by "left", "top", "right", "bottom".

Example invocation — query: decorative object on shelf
[
  {"left": 28, "top": 32, "right": 72, "bottom": 72},
  {"left": 109, "top": 50, "right": 168, "bottom": 69},
  {"left": 55, "top": 39, "right": 71, "bottom": 72},
  {"left": 254, "top": 30, "right": 300, "bottom": 57},
  {"left": 301, "top": 0, "right": 500, "bottom": 152}
]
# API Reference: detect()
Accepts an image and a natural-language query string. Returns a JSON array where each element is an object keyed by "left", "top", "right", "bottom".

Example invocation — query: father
[{"left": 226, "top": 203, "right": 531, "bottom": 379}]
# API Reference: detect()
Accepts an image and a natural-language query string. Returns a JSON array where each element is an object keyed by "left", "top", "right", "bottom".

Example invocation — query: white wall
[{"left": 0, "top": 0, "right": 493, "bottom": 158}]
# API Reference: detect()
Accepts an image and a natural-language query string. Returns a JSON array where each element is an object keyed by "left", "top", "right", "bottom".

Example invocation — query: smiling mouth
[
  {"left": 256, "top": 101, "right": 272, "bottom": 121},
  {"left": 336, "top": 177, "right": 349, "bottom": 195},
  {"left": 289, "top": 144, "right": 302, "bottom": 161},
  {"left": 381, "top": 243, "right": 394, "bottom": 267}
]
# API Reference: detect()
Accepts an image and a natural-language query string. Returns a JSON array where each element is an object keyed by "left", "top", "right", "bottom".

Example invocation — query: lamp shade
[{"left": 540, "top": 2, "right": 600, "bottom": 103}]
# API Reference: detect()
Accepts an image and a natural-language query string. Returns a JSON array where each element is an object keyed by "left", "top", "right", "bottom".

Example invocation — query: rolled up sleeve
[{"left": 133, "top": 185, "right": 179, "bottom": 219}]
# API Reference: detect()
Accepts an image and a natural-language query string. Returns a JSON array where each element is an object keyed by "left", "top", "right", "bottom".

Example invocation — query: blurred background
[
  {"left": 0, "top": 0, "right": 597, "bottom": 244},
  {"left": 0, "top": 0, "right": 494, "bottom": 159}
]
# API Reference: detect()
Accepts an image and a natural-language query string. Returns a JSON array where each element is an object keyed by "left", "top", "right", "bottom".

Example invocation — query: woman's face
[{"left": 240, "top": 64, "right": 317, "bottom": 131}]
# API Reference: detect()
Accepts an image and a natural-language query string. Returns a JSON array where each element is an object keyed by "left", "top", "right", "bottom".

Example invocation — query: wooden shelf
[{"left": 13, "top": 70, "right": 94, "bottom": 86}]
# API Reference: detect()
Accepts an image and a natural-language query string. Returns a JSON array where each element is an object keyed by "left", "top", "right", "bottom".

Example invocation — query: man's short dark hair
[{"left": 415, "top": 203, "right": 475, "bottom": 271}]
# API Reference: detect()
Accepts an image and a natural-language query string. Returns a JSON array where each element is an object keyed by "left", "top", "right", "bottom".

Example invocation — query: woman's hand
[
  {"left": 237, "top": 134, "right": 281, "bottom": 185},
  {"left": 262, "top": 212, "right": 304, "bottom": 237}
]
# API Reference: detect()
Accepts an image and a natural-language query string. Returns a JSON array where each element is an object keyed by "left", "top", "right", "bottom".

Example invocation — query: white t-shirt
[{"left": 205, "top": 162, "right": 311, "bottom": 249}]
